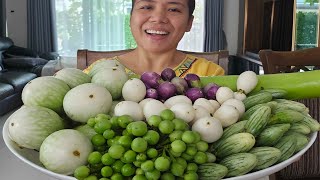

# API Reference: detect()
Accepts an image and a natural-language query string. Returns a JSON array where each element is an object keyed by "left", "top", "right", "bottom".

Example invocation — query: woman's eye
[
  {"left": 168, "top": 8, "right": 181, "bottom": 12},
  {"left": 140, "top": 6, "right": 152, "bottom": 10}
]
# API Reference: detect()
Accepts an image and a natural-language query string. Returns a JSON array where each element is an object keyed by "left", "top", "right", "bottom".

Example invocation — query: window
[
  {"left": 294, "top": 0, "right": 320, "bottom": 50},
  {"left": 55, "top": 0, "right": 205, "bottom": 57}
]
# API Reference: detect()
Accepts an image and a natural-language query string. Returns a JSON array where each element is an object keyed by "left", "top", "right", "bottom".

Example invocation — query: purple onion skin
[
  {"left": 184, "top": 73, "right": 202, "bottom": 88},
  {"left": 146, "top": 88, "right": 158, "bottom": 99},
  {"left": 144, "top": 83, "right": 151, "bottom": 89},
  {"left": 161, "top": 68, "right": 176, "bottom": 81},
  {"left": 203, "top": 83, "right": 220, "bottom": 99},
  {"left": 185, "top": 87, "right": 204, "bottom": 102},
  {"left": 157, "top": 81, "right": 177, "bottom": 100},
  {"left": 171, "top": 76, "right": 188, "bottom": 94},
  {"left": 203, "top": 83, "right": 219, "bottom": 94},
  {"left": 206, "top": 85, "right": 220, "bottom": 100},
  {"left": 141, "top": 72, "right": 163, "bottom": 89}
]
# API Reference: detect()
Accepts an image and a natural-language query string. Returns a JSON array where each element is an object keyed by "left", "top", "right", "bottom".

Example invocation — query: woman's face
[{"left": 130, "top": 0, "right": 194, "bottom": 53}]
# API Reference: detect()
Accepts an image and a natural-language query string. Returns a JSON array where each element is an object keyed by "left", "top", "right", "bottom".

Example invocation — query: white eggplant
[
  {"left": 216, "top": 86, "right": 234, "bottom": 104},
  {"left": 164, "top": 95, "right": 192, "bottom": 108},
  {"left": 209, "top": 100, "right": 221, "bottom": 111},
  {"left": 192, "top": 116, "right": 223, "bottom": 143},
  {"left": 237, "top": 71, "right": 258, "bottom": 94},
  {"left": 122, "top": 78, "right": 146, "bottom": 102},
  {"left": 114, "top": 101, "right": 144, "bottom": 121},
  {"left": 213, "top": 104, "right": 240, "bottom": 127},
  {"left": 143, "top": 99, "right": 167, "bottom": 119},
  {"left": 139, "top": 98, "right": 154, "bottom": 109},
  {"left": 193, "top": 98, "right": 216, "bottom": 114},
  {"left": 190, "top": 105, "right": 211, "bottom": 125},
  {"left": 234, "top": 91, "right": 247, "bottom": 101},
  {"left": 222, "top": 98, "right": 246, "bottom": 116},
  {"left": 170, "top": 103, "right": 195, "bottom": 123}
]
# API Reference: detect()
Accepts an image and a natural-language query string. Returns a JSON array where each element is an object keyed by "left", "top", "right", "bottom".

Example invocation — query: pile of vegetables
[
  {"left": 74, "top": 110, "right": 211, "bottom": 179},
  {"left": 5, "top": 61, "right": 320, "bottom": 180},
  {"left": 140, "top": 67, "right": 222, "bottom": 102},
  {"left": 200, "top": 96, "right": 320, "bottom": 179}
]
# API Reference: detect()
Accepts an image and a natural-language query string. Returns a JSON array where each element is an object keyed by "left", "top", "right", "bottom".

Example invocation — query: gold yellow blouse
[{"left": 83, "top": 54, "right": 225, "bottom": 77}]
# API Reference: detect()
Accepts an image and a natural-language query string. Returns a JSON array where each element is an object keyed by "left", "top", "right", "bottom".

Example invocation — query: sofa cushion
[
  {"left": 0, "top": 37, "right": 14, "bottom": 70},
  {"left": 39, "top": 52, "right": 60, "bottom": 60},
  {"left": 3, "top": 57, "right": 48, "bottom": 68},
  {"left": 0, "top": 93, "right": 23, "bottom": 116},
  {"left": 0, "top": 82, "right": 14, "bottom": 100},
  {"left": 0, "top": 71, "right": 37, "bottom": 92},
  {"left": 4, "top": 45, "right": 39, "bottom": 58}
]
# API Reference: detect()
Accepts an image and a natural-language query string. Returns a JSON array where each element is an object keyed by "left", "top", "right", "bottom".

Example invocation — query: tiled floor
[{"left": 0, "top": 110, "right": 58, "bottom": 180}]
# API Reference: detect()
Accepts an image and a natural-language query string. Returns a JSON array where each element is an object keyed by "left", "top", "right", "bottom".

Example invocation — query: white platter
[{"left": 2, "top": 117, "right": 318, "bottom": 180}]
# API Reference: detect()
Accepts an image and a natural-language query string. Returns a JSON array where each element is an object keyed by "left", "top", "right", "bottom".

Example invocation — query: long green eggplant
[{"left": 200, "top": 70, "right": 320, "bottom": 100}]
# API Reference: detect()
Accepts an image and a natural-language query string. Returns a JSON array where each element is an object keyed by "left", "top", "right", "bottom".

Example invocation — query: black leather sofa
[{"left": 0, "top": 37, "right": 59, "bottom": 115}]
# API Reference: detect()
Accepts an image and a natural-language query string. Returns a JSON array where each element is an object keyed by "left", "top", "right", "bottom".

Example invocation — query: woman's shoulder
[
  {"left": 185, "top": 54, "right": 217, "bottom": 64},
  {"left": 180, "top": 54, "right": 225, "bottom": 76}
]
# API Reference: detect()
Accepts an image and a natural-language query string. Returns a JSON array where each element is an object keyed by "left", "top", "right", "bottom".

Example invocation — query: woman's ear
[{"left": 186, "top": 15, "right": 194, "bottom": 32}]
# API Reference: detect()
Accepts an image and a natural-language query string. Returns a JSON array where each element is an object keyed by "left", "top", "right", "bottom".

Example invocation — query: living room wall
[
  {"left": 6, "top": 0, "right": 27, "bottom": 47},
  {"left": 5, "top": 0, "right": 244, "bottom": 55}
]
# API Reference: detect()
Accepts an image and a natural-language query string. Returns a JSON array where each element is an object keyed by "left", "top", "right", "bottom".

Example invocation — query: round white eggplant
[
  {"left": 192, "top": 116, "right": 223, "bottom": 143},
  {"left": 216, "top": 86, "right": 234, "bottom": 104},
  {"left": 164, "top": 95, "right": 192, "bottom": 108},
  {"left": 170, "top": 103, "right": 195, "bottom": 123},
  {"left": 222, "top": 98, "right": 246, "bottom": 116},
  {"left": 114, "top": 101, "right": 144, "bottom": 121},
  {"left": 213, "top": 104, "right": 240, "bottom": 127},
  {"left": 122, "top": 78, "right": 146, "bottom": 102}
]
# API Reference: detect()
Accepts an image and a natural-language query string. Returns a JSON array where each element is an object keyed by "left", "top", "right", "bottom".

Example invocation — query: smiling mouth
[{"left": 145, "top": 30, "right": 169, "bottom": 35}]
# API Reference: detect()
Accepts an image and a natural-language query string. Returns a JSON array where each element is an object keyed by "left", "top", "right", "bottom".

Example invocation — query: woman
[{"left": 84, "top": 0, "right": 224, "bottom": 77}]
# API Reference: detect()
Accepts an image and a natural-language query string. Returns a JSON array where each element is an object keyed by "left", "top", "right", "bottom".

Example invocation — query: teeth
[{"left": 146, "top": 30, "right": 168, "bottom": 35}]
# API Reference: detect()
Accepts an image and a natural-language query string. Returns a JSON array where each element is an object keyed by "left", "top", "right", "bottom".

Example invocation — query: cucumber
[
  {"left": 300, "top": 115, "right": 320, "bottom": 132},
  {"left": 284, "top": 131, "right": 310, "bottom": 153},
  {"left": 289, "top": 122, "right": 311, "bottom": 135},
  {"left": 268, "top": 109, "right": 305, "bottom": 125},
  {"left": 198, "top": 163, "right": 228, "bottom": 180},
  {"left": 241, "top": 104, "right": 265, "bottom": 121},
  {"left": 245, "top": 106, "right": 271, "bottom": 137},
  {"left": 219, "top": 153, "right": 257, "bottom": 177},
  {"left": 243, "top": 92, "right": 273, "bottom": 110},
  {"left": 214, "top": 133, "right": 255, "bottom": 158},
  {"left": 249, "top": 147, "right": 281, "bottom": 170},
  {"left": 256, "top": 124, "right": 291, "bottom": 146},
  {"left": 250, "top": 88, "right": 288, "bottom": 99},
  {"left": 274, "top": 135, "right": 297, "bottom": 163},
  {"left": 209, "top": 120, "right": 247, "bottom": 152},
  {"left": 241, "top": 101, "right": 277, "bottom": 121},
  {"left": 200, "top": 70, "right": 320, "bottom": 100},
  {"left": 274, "top": 99, "right": 309, "bottom": 114}
]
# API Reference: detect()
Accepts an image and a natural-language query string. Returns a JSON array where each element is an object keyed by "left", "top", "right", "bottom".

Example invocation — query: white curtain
[
  {"left": 177, "top": 0, "right": 205, "bottom": 52},
  {"left": 55, "top": 0, "right": 205, "bottom": 57}
]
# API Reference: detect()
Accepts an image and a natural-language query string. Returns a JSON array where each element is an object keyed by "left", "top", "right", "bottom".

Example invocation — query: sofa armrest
[
  {"left": 39, "top": 52, "right": 60, "bottom": 60},
  {"left": 4, "top": 45, "right": 39, "bottom": 58},
  {"left": 0, "top": 37, "right": 14, "bottom": 51},
  {"left": 3, "top": 57, "right": 48, "bottom": 69}
]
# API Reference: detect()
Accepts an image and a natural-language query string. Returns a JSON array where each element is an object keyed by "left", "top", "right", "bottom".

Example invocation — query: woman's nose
[{"left": 149, "top": 8, "right": 169, "bottom": 23}]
